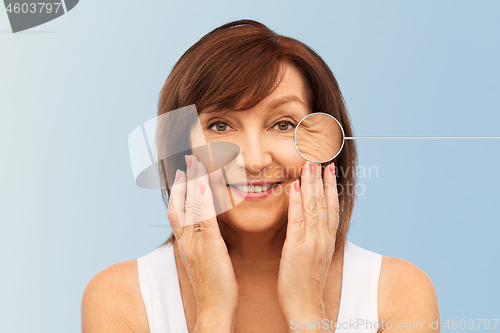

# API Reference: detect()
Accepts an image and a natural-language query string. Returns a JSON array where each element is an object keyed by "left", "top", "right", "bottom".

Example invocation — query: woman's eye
[
  {"left": 210, "top": 122, "right": 232, "bottom": 132},
  {"left": 274, "top": 121, "right": 295, "bottom": 132}
]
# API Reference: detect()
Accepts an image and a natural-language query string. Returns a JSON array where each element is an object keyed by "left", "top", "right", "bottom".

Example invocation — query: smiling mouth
[{"left": 228, "top": 182, "right": 282, "bottom": 193}]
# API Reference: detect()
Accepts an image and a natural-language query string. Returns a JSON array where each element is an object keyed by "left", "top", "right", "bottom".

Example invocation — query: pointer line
[{"left": 345, "top": 136, "right": 500, "bottom": 140}]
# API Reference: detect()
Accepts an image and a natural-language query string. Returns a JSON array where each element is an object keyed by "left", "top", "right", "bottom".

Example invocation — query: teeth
[{"left": 232, "top": 184, "right": 277, "bottom": 193}]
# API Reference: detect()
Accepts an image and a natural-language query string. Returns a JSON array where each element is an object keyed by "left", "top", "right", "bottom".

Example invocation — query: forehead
[
  {"left": 199, "top": 64, "right": 310, "bottom": 116},
  {"left": 264, "top": 65, "right": 309, "bottom": 109}
]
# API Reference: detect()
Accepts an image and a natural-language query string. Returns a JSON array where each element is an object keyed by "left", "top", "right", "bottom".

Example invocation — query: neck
[{"left": 220, "top": 221, "right": 287, "bottom": 275}]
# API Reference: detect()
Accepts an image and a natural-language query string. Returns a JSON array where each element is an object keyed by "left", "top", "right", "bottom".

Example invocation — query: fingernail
[
  {"left": 329, "top": 163, "right": 335, "bottom": 176},
  {"left": 193, "top": 162, "right": 199, "bottom": 175},
  {"left": 199, "top": 182, "right": 206, "bottom": 194},
  {"left": 309, "top": 162, "right": 315, "bottom": 174},
  {"left": 185, "top": 155, "right": 192, "bottom": 169},
  {"left": 175, "top": 169, "right": 181, "bottom": 181},
  {"left": 294, "top": 180, "right": 300, "bottom": 192}
]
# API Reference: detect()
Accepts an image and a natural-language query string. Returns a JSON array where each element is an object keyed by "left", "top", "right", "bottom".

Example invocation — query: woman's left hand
[{"left": 277, "top": 160, "right": 339, "bottom": 330}]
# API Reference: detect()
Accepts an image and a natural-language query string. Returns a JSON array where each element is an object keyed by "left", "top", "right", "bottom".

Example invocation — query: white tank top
[{"left": 137, "top": 240, "right": 382, "bottom": 333}]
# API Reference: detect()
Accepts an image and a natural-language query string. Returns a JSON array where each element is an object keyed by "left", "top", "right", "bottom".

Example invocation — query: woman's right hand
[{"left": 167, "top": 154, "right": 238, "bottom": 332}]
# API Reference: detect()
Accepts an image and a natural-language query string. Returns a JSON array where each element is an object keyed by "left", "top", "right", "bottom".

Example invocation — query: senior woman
[{"left": 82, "top": 20, "right": 440, "bottom": 333}]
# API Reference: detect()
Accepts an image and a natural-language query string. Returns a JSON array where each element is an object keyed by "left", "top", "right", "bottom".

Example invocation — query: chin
[{"left": 218, "top": 209, "right": 286, "bottom": 234}]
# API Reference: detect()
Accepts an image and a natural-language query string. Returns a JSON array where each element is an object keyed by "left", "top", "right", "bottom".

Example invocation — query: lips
[
  {"left": 229, "top": 181, "right": 282, "bottom": 186},
  {"left": 229, "top": 183, "right": 281, "bottom": 193},
  {"left": 227, "top": 182, "right": 282, "bottom": 200}
]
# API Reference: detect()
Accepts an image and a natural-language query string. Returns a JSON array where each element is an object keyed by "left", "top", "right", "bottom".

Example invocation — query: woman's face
[{"left": 190, "top": 65, "right": 311, "bottom": 233}]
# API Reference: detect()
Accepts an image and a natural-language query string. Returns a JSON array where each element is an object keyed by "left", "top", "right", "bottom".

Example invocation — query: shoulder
[
  {"left": 81, "top": 260, "right": 150, "bottom": 333},
  {"left": 377, "top": 255, "right": 440, "bottom": 332}
]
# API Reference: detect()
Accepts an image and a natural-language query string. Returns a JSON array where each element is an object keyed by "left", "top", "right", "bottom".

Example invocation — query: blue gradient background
[{"left": 1, "top": 1, "right": 499, "bottom": 332}]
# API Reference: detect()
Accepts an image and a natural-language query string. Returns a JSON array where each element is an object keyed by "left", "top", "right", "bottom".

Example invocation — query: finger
[
  {"left": 195, "top": 160, "right": 223, "bottom": 242},
  {"left": 183, "top": 155, "right": 196, "bottom": 239},
  {"left": 190, "top": 155, "right": 202, "bottom": 225},
  {"left": 301, "top": 160, "right": 318, "bottom": 238},
  {"left": 316, "top": 163, "right": 328, "bottom": 235},
  {"left": 167, "top": 168, "right": 187, "bottom": 240},
  {"left": 286, "top": 179, "right": 305, "bottom": 245},
  {"left": 324, "top": 163, "right": 340, "bottom": 239}
]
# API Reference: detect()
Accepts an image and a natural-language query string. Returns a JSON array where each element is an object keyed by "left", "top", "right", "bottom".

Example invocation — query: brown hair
[{"left": 156, "top": 19, "right": 358, "bottom": 252}]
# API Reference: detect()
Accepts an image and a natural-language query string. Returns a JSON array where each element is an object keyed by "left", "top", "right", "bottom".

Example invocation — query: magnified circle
[{"left": 293, "top": 112, "right": 345, "bottom": 163}]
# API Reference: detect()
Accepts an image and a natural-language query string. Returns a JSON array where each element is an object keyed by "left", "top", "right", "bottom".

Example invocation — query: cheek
[
  {"left": 206, "top": 171, "right": 232, "bottom": 214},
  {"left": 190, "top": 130, "right": 206, "bottom": 147},
  {"left": 271, "top": 140, "right": 305, "bottom": 179}
]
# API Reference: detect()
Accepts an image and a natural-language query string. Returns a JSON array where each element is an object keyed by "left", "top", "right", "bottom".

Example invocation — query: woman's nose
[{"left": 235, "top": 135, "right": 273, "bottom": 174}]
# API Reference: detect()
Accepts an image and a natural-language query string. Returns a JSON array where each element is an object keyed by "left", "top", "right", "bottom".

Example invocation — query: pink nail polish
[
  {"left": 199, "top": 182, "right": 206, "bottom": 194},
  {"left": 330, "top": 163, "right": 335, "bottom": 176},
  {"left": 175, "top": 169, "right": 181, "bottom": 181},
  {"left": 193, "top": 162, "right": 199, "bottom": 175},
  {"left": 309, "top": 162, "right": 315, "bottom": 174},
  {"left": 294, "top": 180, "right": 300, "bottom": 192},
  {"left": 185, "top": 155, "right": 192, "bottom": 169}
]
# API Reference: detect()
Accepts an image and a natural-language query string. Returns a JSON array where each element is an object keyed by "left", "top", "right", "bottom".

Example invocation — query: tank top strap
[
  {"left": 137, "top": 244, "right": 189, "bottom": 333},
  {"left": 336, "top": 240, "right": 382, "bottom": 332}
]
